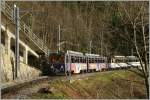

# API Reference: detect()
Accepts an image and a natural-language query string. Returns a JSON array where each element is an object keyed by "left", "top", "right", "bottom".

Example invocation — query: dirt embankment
[{"left": 31, "top": 69, "right": 147, "bottom": 99}]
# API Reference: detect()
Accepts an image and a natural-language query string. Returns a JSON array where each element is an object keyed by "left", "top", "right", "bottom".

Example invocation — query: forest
[{"left": 7, "top": 1, "right": 148, "bottom": 56}]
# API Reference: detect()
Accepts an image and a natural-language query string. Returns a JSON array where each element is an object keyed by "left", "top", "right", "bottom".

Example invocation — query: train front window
[{"left": 71, "top": 57, "right": 74, "bottom": 63}]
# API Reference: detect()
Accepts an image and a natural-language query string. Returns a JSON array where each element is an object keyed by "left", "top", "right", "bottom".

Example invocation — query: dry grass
[{"left": 31, "top": 68, "right": 147, "bottom": 99}]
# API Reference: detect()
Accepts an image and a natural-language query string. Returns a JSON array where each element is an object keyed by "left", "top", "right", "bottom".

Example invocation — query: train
[{"left": 48, "top": 50, "right": 141, "bottom": 74}]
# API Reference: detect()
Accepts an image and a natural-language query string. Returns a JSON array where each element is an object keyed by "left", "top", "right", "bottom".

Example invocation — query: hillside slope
[{"left": 31, "top": 68, "right": 147, "bottom": 99}]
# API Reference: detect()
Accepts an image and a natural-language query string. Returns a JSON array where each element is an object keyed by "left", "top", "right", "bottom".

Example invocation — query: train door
[
  {"left": 80, "top": 56, "right": 87, "bottom": 72},
  {"left": 96, "top": 57, "right": 100, "bottom": 71},
  {"left": 87, "top": 57, "right": 89, "bottom": 72},
  {"left": 65, "top": 53, "right": 70, "bottom": 74}
]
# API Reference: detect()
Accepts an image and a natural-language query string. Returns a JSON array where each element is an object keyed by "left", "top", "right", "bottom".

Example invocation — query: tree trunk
[{"left": 145, "top": 78, "right": 149, "bottom": 98}]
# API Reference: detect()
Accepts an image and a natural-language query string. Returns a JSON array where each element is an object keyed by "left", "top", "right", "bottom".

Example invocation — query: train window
[
  {"left": 134, "top": 58, "right": 137, "bottom": 62},
  {"left": 78, "top": 57, "right": 80, "bottom": 63},
  {"left": 93, "top": 58, "right": 95, "bottom": 63},
  {"left": 91, "top": 58, "right": 93, "bottom": 63},
  {"left": 103, "top": 58, "right": 105, "bottom": 63},
  {"left": 75, "top": 57, "right": 78, "bottom": 63},
  {"left": 90, "top": 58, "right": 92, "bottom": 63},
  {"left": 81, "top": 57, "right": 83, "bottom": 63},
  {"left": 99, "top": 58, "right": 101, "bottom": 63},
  {"left": 74, "top": 57, "right": 77, "bottom": 63},
  {"left": 100, "top": 58, "right": 102, "bottom": 63},
  {"left": 88, "top": 58, "right": 90, "bottom": 63},
  {"left": 102, "top": 59, "right": 104, "bottom": 63},
  {"left": 92, "top": 58, "right": 94, "bottom": 63},
  {"left": 95, "top": 58, "right": 98, "bottom": 63},
  {"left": 116, "top": 59, "right": 121, "bottom": 63},
  {"left": 82, "top": 57, "right": 84, "bottom": 63},
  {"left": 94, "top": 58, "right": 96, "bottom": 63},
  {"left": 97, "top": 58, "right": 99, "bottom": 63},
  {"left": 125, "top": 58, "right": 128, "bottom": 62},
  {"left": 120, "top": 59, "right": 122, "bottom": 63},
  {"left": 136, "top": 58, "right": 138, "bottom": 62},
  {"left": 71, "top": 57, "right": 74, "bottom": 63},
  {"left": 74, "top": 57, "right": 76, "bottom": 63},
  {"left": 116, "top": 59, "right": 118, "bottom": 63},
  {"left": 82, "top": 58, "right": 84, "bottom": 63},
  {"left": 122, "top": 58, "right": 124, "bottom": 62},
  {"left": 84, "top": 58, "right": 86, "bottom": 63},
  {"left": 129, "top": 59, "right": 132, "bottom": 62},
  {"left": 79, "top": 57, "right": 81, "bottom": 63},
  {"left": 77, "top": 57, "right": 79, "bottom": 62}
]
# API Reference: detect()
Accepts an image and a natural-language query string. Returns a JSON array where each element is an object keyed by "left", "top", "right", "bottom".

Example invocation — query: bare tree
[{"left": 117, "top": 2, "right": 149, "bottom": 97}]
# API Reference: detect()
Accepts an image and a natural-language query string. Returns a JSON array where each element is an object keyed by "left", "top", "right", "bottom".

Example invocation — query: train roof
[
  {"left": 67, "top": 50, "right": 83, "bottom": 55},
  {"left": 113, "top": 56, "right": 138, "bottom": 60},
  {"left": 114, "top": 56, "right": 126, "bottom": 58},
  {"left": 85, "top": 53, "right": 100, "bottom": 57},
  {"left": 126, "top": 56, "right": 137, "bottom": 58},
  {"left": 85, "top": 53, "right": 99, "bottom": 56},
  {"left": 126, "top": 56, "right": 138, "bottom": 59}
]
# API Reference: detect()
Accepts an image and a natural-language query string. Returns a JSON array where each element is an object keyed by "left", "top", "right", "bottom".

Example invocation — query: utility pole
[
  {"left": 90, "top": 40, "right": 92, "bottom": 54},
  {"left": 58, "top": 25, "right": 61, "bottom": 52},
  {"left": 101, "top": 31, "right": 103, "bottom": 56},
  {"left": 14, "top": 4, "right": 20, "bottom": 79},
  {"left": 77, "top": 43, "right": 79, "bottom": 51},
  {"left": 131, "top": 48, "right": 133, "bottom": 56}
]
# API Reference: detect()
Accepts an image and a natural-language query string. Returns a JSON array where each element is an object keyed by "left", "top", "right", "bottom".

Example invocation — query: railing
[{"left": 1, "top": 2, "right": 49, "bottom": 55}]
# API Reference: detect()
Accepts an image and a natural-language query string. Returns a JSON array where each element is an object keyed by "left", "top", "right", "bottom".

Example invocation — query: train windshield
[{"left": 49, "top": 52, "right": 65, "bottom": 64}]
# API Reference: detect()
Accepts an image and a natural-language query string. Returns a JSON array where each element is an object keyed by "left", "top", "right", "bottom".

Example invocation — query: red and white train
[{"left": 48, "top": 50, "right": 141, "bottom": 74}]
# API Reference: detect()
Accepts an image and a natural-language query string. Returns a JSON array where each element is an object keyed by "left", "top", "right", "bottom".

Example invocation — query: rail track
[{"left": 1, "top": 72, "right": 102, "bottom": 99}]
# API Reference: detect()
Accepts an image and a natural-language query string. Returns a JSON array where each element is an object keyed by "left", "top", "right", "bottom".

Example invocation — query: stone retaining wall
[{"left": 1, "top": 44, "right": 42, "bottom": 83}]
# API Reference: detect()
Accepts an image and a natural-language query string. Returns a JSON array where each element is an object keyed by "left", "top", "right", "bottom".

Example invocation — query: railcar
[
  {"left": 85, "top": 53, "right": 107, "bottom": 72},
  {"left": 108, "top": 56, "right": 140, "bottom": 69},
  {"left": 108, "top": 56, "right": 128, "bottom": 69},
  {"left": 126, "top": 56, "right": 140, "bottom": 67},
  {"left": 65, "top": 50, "right": 87, "bottom": 74}
]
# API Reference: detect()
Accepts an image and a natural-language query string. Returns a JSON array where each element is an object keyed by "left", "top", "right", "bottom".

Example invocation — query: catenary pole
[
  {"left": 90, "top": 40, "right": 92, "bottom": 54},
  {"left": 14, "top": 4, "right": 20, "bottom": 79},
  {"left": 58, "top": 25, "right": 61, "bottom": 52}
]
